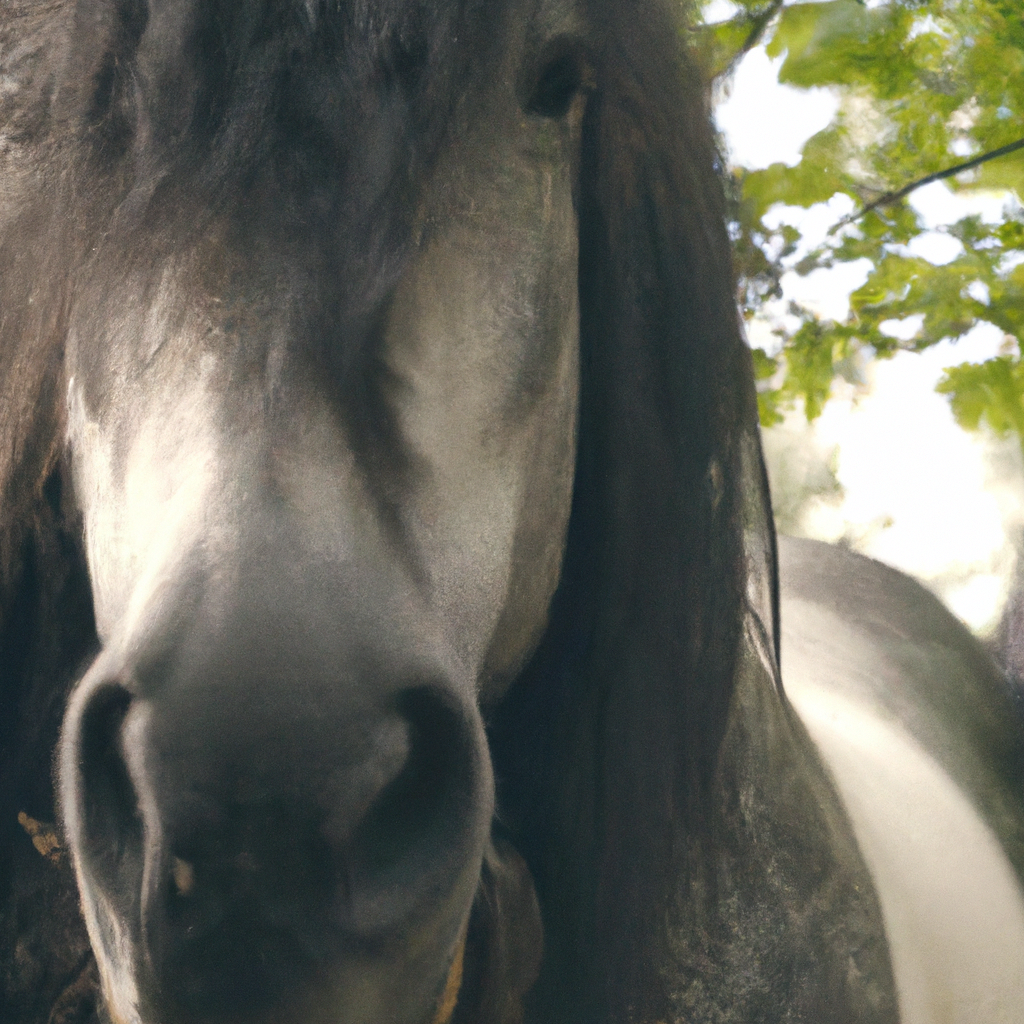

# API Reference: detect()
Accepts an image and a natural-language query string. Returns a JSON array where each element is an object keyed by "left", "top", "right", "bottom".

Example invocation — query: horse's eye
[{"left": 525, "top": 43, "right": 591, "bottom": 118}]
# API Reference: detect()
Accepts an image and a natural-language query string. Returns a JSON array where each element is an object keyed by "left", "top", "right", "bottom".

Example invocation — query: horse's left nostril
[
  {"left": 344, "top": 686, "right": 483, "bottom": 928},
  {"left": 69, "top": 680, "right": 145, "bottom": 898}
]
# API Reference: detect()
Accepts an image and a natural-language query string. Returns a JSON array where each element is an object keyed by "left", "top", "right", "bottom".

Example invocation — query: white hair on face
[{"left": 66, "top": 352, "right": 224, "bottom": 646}]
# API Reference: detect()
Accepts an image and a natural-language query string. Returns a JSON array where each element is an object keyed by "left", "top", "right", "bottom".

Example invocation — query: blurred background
[{"left": 690, "top": 0, "right": 1024, "bottom": 683}]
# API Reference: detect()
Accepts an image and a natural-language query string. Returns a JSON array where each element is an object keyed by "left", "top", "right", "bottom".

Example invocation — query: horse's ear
[{"left": 486, "top": 6, "right": 786, "bottom": 1022}]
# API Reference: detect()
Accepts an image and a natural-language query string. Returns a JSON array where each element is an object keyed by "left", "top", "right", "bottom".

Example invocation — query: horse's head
[
  {"left": 3, "top": 1, "right": 862, "bottom": 1023},
  {"left": 57, "top": 1, "right": 589, "bottom": 1019}
]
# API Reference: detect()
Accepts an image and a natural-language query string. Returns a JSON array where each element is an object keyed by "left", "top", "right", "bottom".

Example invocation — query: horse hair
[{"left": 0, "top": 3, "right": 894, "bottom": 1022}]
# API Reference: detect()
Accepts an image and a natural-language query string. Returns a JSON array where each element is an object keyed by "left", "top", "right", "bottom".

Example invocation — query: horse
[{"left": 0, "top": 0, "right": 1021, "bottom": 1022}]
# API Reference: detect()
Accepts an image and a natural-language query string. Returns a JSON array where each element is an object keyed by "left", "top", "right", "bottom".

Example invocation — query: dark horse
[{"left": 1, "top": 0, "right": 1022, "bottom": 1022}]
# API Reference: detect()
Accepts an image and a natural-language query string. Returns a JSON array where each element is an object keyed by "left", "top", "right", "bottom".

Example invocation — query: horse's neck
[
  {"left": 779, "top": 537, "right": 1024, "bottom": 1024},
  {"left": 663, "top": 616, "right": 899, "bottom": 1023}
]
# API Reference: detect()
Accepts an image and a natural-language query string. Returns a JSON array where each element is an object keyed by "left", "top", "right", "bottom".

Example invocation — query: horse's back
[{"left": 779, "top": 534, "right": 1024, "bottom": 1024}]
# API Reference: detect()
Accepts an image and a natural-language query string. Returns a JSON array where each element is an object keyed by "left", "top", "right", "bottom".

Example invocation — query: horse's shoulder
[{"left": 778, "top": 534, "right": 1024, "bottom": 1024}]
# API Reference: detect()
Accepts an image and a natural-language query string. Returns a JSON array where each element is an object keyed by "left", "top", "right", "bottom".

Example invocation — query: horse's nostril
[
  {"left": 319, "top": 712, "right": 413, "bottom": 850},
  {"left": 344, "top": 687, "right": 480, "bottom": 923},
  {"left": 72, "top": 682, "right": 144, "bottom": 894},
  {"left": 156, "top": 686, "right": 481, "bottom": 944}
]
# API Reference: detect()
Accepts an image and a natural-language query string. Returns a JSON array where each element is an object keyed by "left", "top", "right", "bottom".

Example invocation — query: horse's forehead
[
  {"left": 135, "top": 0, "right": 583, "bottom": 50},
  {"left": 137, "top": 0, "right": 474, "bottom": 40}
]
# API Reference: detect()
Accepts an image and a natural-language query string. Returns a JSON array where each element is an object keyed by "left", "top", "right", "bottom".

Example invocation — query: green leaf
[
  {"left": 701, "top": 0, "right": 1024, "bottom": 429},
  {"left": 937, "top": 355, "right": 1024, "bottom": 450},
  {"left": 751, "top": 346, "right": 780, "bottom": 381}
]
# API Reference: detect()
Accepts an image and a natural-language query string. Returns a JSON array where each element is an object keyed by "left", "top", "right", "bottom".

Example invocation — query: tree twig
[
  {"left": 713, "top": 0, "right": 786, "bottom": 82},
  {"left": 827, "top": 136, "right": 1024, "bottom": 235}
]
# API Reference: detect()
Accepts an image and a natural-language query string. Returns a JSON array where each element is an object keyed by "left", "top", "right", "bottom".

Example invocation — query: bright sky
[{"left": 714, "top": 41, "right": 1024, "bottom": 635}]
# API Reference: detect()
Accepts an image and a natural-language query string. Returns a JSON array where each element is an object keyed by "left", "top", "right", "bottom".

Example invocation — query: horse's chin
[
  {"left": 92, "top": 931, "right": 468, "bottom": 1024},
  {"left": 80, "top": 835, "right": 541, "bottom": 1024},
  {"left": 74, "top": 807, "right": 484, "bottom": 1024}
]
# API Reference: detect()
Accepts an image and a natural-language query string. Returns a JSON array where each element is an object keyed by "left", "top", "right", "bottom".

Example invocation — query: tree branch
[
  {"left": 714, "top": 0, "right": 786, "bottom": 82},
  {"left": 828, "top": 136, "right": 1024, "bottom": 235}
]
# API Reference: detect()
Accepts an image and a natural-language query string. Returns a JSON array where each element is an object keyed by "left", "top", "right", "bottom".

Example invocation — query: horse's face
[{"left": 58, "top": 1, "right": 585, "bottom": 1020}]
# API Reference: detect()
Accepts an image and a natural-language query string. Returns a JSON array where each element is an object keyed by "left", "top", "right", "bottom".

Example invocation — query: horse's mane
[
  {"left": 488, "top": 4, "right": 766, "bottom": 1018},
  {"left": 0, "top": 8, "right": 104, "bottom": 1018},
  {"left": 489, "top": 4, "right": 892, "bottom": 1022},
  {"left": 0, "top": 0, "right": 70, "bottom": 583}
]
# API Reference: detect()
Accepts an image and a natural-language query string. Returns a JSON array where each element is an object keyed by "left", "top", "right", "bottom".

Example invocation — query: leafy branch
[
  {"left": 689, "top": 0, "right": 788, "bottom": 84},
  {"left": 829, "top": 136, "right": 1024, "bottom": 235},
  {"left": 716, "top": 0, "right": 786, "bottom": 81},
  {"left": 696, "top": 0, "right": 1024, "bottom": 448}
]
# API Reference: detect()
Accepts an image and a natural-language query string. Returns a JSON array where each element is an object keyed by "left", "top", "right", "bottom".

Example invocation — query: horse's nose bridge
[
  {"left": 146, "top": 553, "right": 481, "bottom": 807},
  {"left": 71, "top": 338, "right": 397, "bottom": 647}
]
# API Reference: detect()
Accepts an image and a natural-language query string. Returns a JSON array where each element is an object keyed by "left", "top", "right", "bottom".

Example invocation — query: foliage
[{"left": 690, "top": 0, "right": 1024, "bottom": 451}]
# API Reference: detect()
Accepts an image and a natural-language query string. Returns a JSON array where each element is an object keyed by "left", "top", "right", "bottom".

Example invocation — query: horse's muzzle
[{"left": 59, "top": 564, "right": 493, "bottom": 1023}]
